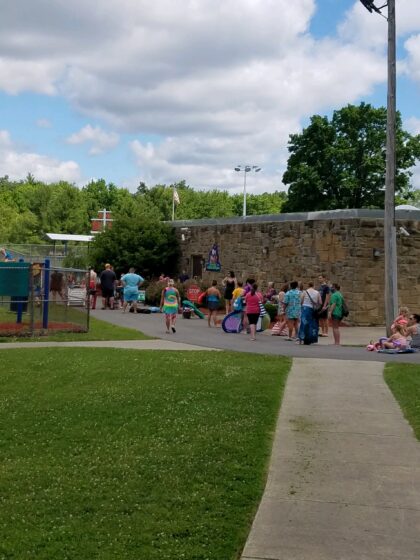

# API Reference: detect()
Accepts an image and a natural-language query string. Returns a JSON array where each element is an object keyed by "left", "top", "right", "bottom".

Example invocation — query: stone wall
[{"left": 172, "top": 209, "right": 420, "bottom": 326}]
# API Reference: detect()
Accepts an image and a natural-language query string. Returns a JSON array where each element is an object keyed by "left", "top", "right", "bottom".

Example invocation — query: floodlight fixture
[
  {"left": 234, "top": 164, "right": 262, "bottom": 217},
  {"left": 359, "top": 1, "right": 388, "bottom": 16}
]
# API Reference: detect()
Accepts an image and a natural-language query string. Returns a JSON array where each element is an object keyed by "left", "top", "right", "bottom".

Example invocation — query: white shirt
[{"left": 302, "top": 288, "right": 321, "bottom": 308}]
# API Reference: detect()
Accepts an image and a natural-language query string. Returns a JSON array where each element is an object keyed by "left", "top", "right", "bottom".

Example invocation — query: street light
[
  {"left": 234, "top": 165, "right": 261, "bottom": 217},
  {"left": 359, "top": 0, "right": 396, "bottom": 334}
]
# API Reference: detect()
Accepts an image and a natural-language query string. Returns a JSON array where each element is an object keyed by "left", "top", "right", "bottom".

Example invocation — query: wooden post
[{"left": 384, "top": 0, "right": 397, "bottom": 335}]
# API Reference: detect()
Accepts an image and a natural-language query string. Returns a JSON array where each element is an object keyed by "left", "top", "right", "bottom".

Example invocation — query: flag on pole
[{"left": 173, "top": 189, "right": 180, "bottom": 205}]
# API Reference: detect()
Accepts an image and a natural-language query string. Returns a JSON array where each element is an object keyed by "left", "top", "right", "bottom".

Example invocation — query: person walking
[
  {"left": 276, "top": 283, "right": 289, "bottom": 335},
  {"left": 317, "top": 274, "right": 331, "bottom": 337},
  {"left": 206, "top": 280, "right": 222, "bottom": 327},
  {"left": 50, "top": 269, "right": 66, "bottom": 303},
  {"left": 298, "top": 281, "right": 322, "bottom": 345},
  {"left": 88, "top": 268, "right": 98, "bottom": 310},
  {"left": 328, "top": 283, "right": 344, "bottom": 345},
  {"left": 222, "top": 271, "right": 236, "bottom": 314},
  {"left": 122, "top": 267, "right": 144, "bottom": 313},
  {"left": 160, "top": 279, "right": 180, "bottom": 333},
  {"left": 100, "top": 263, "right": 117, "bottom": 309},
  {"left": 283, "top": 281, "right": 301, "bottom": 340},
  {"left": 244, "top": 283, "right": 263, "bottom": 341}
]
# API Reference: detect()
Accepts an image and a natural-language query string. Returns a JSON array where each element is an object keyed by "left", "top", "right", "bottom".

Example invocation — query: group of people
[
  {"left": 89, "top": 264, "right": 144, "bottom": 313},
  {"left": 219, "top": 273, "right": 345, "bottom": 344},
  {"left": 88, "top": 265, "right": 420, "bottom": 352},
  {"left": 274, "top": 275, "right": 345, "bottom": 345},
  {"left": 157, "top": 273, "right": 265, "bottom": 339},
  {"left": 367, "top": 307, "right": 420, "bottom": 351}
]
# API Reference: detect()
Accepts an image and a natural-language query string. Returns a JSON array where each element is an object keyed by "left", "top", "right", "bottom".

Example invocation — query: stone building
[{"left": 172, "top": 209, "right": 420, "bottom": 326}]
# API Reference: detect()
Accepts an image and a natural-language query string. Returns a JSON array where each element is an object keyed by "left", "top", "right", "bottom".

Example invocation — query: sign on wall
[{"left": 205, "top": 243, "right": 221, "bottom": 272}]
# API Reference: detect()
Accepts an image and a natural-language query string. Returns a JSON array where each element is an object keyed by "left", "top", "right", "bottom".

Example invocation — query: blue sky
[{"left": 0, "top": 0, "right": 419, "bottom": 192}]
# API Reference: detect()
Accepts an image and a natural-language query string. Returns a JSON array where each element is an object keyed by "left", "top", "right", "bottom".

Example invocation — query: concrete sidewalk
[
  {"left": 0, "top": 339, "right": 218, "bottom": 351},
  {"left": 241, "top": 358, "right": 420, "bottom": 560}
]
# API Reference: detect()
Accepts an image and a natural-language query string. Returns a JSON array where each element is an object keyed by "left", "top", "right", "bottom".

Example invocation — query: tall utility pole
[
  {"left": 385, "top": 0, "right": 397, "bottom": 334},
  {"left": 359, "top": 0, "right": 397, "bottom": 334}
]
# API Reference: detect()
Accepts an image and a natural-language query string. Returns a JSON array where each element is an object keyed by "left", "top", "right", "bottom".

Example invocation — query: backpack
[{"left": 341, "top": 299, "right": 349, "bottom": 318}]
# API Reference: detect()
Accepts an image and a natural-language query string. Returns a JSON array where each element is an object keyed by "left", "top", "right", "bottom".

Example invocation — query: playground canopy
[{"left": 46, "top": 233, "right": 94, "bottom": 243}]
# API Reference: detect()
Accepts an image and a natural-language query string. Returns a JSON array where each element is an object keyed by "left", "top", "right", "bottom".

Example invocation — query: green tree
[
  {"left": 90, "top": 209, "right": 180, "bottom": 277},
  {"left": 239, "top": 191, "right": 287, "bottom": 215},
  {"left": 44, "top": 182, "right": 89, "bottom": 233},
  {"left": 282, "top": 103, "right": 420, "bottom": 212},
  {"left": 81, "top": 179, "right": 121, "bottom": 217}
]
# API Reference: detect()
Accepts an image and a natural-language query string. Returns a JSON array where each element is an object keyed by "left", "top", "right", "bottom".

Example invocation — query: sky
[{"left": 1, "top": 0, "right": 420, "bottom": 195}]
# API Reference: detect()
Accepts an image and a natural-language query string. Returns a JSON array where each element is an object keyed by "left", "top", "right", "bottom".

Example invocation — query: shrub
[
  {"left": 145, "top": 281, "right": 167, "bottom": 305},
  {"left": 145, "top": 280, "right": 188, "bottom": 306}
]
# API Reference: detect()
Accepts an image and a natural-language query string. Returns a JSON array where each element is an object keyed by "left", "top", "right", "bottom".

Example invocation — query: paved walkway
[
  {"left": 241, "top": 359, "right": 420, "bottom": 560},
  {"left": 0, "top": 339, "right": 217, "bottom": 351},
  {"left": 88, "top": 309, "right": 420, "bottom": 363}
]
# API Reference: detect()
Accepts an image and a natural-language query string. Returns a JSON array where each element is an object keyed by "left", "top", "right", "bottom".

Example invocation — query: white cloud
[
  {"left": 66, "top": 124, "right": 119, "bottom": 155},
  {"left": 339, "top": 0, "right": 420, "bottom": 47},
  {"left": 403, "top": 33, "right": 420, "bottom": 83},
  {"left": 405, "top": 116, "right": 420, "bottom": 135},
  {"left": 0, "top": 1, "right": 419, "bottom": 190},
  {"left": 0, "top": 129, "right": 81, "bottom": 183},
  {"left": 0, "top": 59, "right": 60, "bottom": 95}
]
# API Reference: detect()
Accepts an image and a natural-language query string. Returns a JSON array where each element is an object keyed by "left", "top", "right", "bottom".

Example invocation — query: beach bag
[
  {"left": 341, "top": 299, "right": 349, "bottom": 318},
  {"left": 259, "top": 301, "right": 267, "bottom": 316},
  {"left": 271, "top": 321, "right": 282, "bottom": 335}
]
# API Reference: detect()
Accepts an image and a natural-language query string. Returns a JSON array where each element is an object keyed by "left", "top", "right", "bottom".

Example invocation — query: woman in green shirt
[{"left": 328, "top": 283, "right": 344, "bottom": 345}]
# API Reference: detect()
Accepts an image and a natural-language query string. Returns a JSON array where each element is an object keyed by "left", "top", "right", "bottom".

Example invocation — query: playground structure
[{"left": 0, "top": 260, "right": 89, "bottom": 337}]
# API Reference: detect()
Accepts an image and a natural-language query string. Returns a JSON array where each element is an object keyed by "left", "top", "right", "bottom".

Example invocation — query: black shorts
[
  {"left": 102, "top": 287, "right": 114, "bottom": 298},
  {"left": 318, "top": 308, "right": 328, "bottom": 319},
  {"left": 247, "top": 313, "right": 260, "bottom": 325}
]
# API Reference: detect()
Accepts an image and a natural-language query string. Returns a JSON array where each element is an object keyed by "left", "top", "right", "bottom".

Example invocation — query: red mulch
[{"left": 0, "top": 321, "right": 86, "bottom": 337}]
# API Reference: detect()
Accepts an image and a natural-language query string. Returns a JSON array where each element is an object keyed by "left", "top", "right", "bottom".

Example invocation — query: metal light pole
[
  {"left": 234, "top": 165, "right": 261, "bottom": 217},
  {"left": 359, "top": 0, "right": 397, "bottom": 334}
]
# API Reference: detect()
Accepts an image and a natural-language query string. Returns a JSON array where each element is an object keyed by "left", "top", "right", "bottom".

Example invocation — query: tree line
[
  {"left": 0, "top": 176, "right": 286, "bottom": 244},
  {"left": 1, "top": 103, "right": 419, "bottom": 247}
]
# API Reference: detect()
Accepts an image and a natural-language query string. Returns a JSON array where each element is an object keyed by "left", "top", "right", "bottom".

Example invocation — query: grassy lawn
[
  {"left": 0, "top": 308, "right": 152, "bottom": 342},
  {"left": 384, "top": 363, "right": 420, "bottom": 440},
  {"left": 0, "top": 349, "right": 291, "bottom": 560}
]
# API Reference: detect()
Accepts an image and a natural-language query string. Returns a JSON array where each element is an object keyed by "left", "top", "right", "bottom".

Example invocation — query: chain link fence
[
  {"left": 0, "top": 262, "right": 89, "bottom": 337},
  {"left": 1, "top": 244, "right": 89, "bottom": 268}
]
